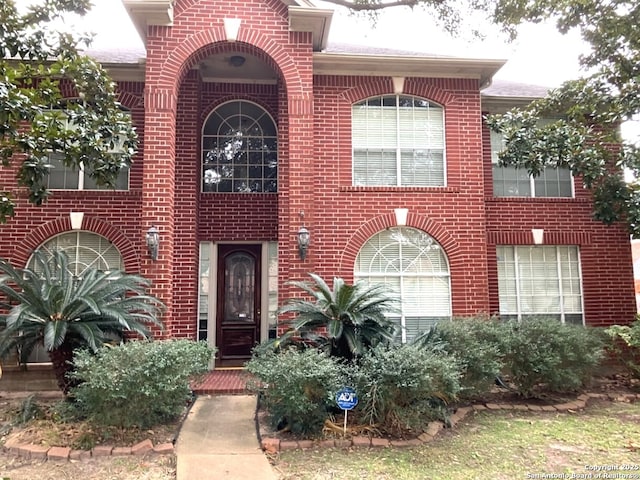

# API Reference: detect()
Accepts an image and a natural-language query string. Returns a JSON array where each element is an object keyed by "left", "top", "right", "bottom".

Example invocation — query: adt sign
[{"left": 336, "top": 387, "right": 358, "bottom": 411}]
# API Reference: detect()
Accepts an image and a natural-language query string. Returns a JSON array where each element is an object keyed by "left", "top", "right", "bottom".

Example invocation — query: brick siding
[{"left": 0, "top": 0, "right": 634, "bottom": 345}]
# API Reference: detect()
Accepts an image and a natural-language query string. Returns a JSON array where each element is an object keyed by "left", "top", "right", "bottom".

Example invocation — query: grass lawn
[{"left": 274, "top": 400, "right": 640, "bottom": 480}]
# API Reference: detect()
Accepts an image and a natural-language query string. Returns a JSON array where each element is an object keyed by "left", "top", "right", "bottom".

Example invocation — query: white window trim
[
  {"left": 355, "top": 227, "right": 452, "bottom": 343},
  {"left": 47, "top": 155, "right": 130, "bottom": 191},
  {"left": 490, "top": 129, "right": 574, "bottom": 198},
  {"left": 44, "top": 106, "right": 131, "bottom": 191},
  {"left": 352, "top": 95, "right": 447, "bottom": 188},
  {"left": 201, "top": 100, "right": 278, "bottom": 193},
  {"left": 497, "top": 245, "right": 584, "bottom": 324}
]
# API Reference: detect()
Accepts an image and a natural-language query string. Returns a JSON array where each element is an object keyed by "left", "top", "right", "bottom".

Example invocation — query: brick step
[{"left": 192, "top": 369, "right": 252, "bottom": 395}]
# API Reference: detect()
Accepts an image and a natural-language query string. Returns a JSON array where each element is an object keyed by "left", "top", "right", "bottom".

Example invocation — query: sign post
[{"left": 335, "top": 387, "right": 358, "bottom": 435}]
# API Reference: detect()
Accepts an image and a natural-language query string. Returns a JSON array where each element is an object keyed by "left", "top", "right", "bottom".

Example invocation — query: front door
[{"left": 216, "top": 244, "right": 261, "bottom": 366}]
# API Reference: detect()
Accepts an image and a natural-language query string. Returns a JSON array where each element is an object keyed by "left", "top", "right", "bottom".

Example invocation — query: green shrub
[
  {"left": 70, "top": 339, "right": 214, "bottom": 429},
  {"left": 246, "top": 347, "right": 343, "bottom": 436},
  {"left": 605, "top": 320, "right": 640, "bottom": 377},
  {"left": 348, "top": 344, "right": 462, "bottom": 436},
  {"left": 502, "top": 319, "right": 605, "bottom": 397},
  {"left": 414, "top": 317, "right": 505, "bottom": 399},
  {"left": 277, "top": 274, "right": 398, "bottom": 360}
]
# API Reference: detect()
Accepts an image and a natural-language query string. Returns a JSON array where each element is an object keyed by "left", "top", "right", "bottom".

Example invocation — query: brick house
[{"left": 1, "top": 0, "right": 635, "bottom": 368}]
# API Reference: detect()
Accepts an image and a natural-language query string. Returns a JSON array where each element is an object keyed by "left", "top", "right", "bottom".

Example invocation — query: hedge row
[{"left": 248, "top": 318, "right": 606, "bottom": 436}]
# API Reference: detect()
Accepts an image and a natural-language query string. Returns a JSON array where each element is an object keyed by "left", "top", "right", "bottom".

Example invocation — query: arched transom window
[
  {"left": 30, "top": 231, "right": 123, "bottom": 277},
  {"left": 202, "top": 100, "right": 277, "bottom": 193},
  {"left": 354, "top": 227, "right": 451, "bottom": 343}
]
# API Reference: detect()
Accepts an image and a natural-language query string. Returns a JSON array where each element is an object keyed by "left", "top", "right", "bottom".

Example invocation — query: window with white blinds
[
  {"left": 354, "top": 227, "right": 451, "bottom": 343},
  {"left": 490, "top": 128, "right": 573, "bottom": 197},
  {"left": 47, "top": 152, "right": 129, "bottom": 190},
  {"left": 353, "top": 95, "right": 445, "bottom": 187},
  {"left": 31, "top": 232, "right": 124, "bottom": 277},
  {"left": 496, "top": 245, "right": 583, "bottom": 324},
  {"left": 45, "top": 109, "right": 130, "bottom": 191}
]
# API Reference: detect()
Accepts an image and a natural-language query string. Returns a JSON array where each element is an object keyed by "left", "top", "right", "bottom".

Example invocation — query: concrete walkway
[{"left": 175, "top": 395, "right": 279, "bottom": 480}]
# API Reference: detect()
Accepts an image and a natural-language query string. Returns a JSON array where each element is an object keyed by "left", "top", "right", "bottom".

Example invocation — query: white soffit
[
  {"left": 314, "top": 53, "right": 506, "bottom": 87},
  {"left": 121, "top": 0, "right": 174, "bottom": 44},
  {"left": 288, "top": 6, "right": 333, "bottom": 51}
]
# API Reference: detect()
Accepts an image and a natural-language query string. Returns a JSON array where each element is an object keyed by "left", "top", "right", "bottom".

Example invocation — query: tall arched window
[
  {"left": 30, "top": 231, "right": 123, "bottom": 277},
  {"left": 202, "top": 100, "right": 277, "bottom": 193},
  {"left": 354, "top": 227, "right": 451, "bottom": 342}
]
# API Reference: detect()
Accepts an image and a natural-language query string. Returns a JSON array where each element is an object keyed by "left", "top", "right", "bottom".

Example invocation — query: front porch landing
[{"left": 193, "top": 369, "right": 252, "bottom": 395}]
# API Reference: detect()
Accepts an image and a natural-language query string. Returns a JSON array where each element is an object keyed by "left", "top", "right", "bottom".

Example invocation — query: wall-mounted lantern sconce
[
  {"left": 531, "top": 228, "right": 544, "bottom": 245},
  {"left": 297, "top": 211, "right": 310, "bottom": 260},
  {"left": 394, "top": 208, "right": 408, "bottom": 226},
  {"left": 69, "top": 211, "right": 84, "bottom": 230},
  {"left": 146, "top": 226, "right": 159, "bottom": 261}
]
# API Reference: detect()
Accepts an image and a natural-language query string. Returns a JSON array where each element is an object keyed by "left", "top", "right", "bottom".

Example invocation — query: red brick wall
[
  {"left": 0, "top": 82, "right": 146, "bottom": 273},
  {"left": 308, "top": 75, "right": 491, "bottom": 316},
  {"left": 0, "top": 0, "right": 634, "bottom": 342},
  {"left": 140, "top": 0, "right": 312, "bottom": 330},
  {"left": 632, "top": 240, "right": 640, "bottom": 311}
]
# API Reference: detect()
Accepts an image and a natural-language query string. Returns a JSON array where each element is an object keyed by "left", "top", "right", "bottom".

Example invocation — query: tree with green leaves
[
  {"left": 485, "top": 0, "right": 640, "bottom": 235},
  {"left": 321, "top": 0, "right": 640, "bottom": 235},
  {"left": 0, "top": 0, "right": 137, "bottom": 223},
  {"left": 277, "top": 273, "right": 399, "bottom": 360},
  {"left": 0, "top": 251, "right": 164, "bottom": 394}
]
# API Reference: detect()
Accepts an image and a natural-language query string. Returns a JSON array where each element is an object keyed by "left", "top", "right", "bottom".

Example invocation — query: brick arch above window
[
  {"left": 117, "top": 91, "right": 143, "bottom": 111},
  {"left": 54, "top": 83, "right": 142, "bottom": 113},
  {"left": 339, "top": 78, "right": 455, "bottom": 107},
  {"left": 12, "top": 217, "right": 140, "bottom": 272},
  {"left": 338, "top": 213, "right": 461, "bottom": 274}
]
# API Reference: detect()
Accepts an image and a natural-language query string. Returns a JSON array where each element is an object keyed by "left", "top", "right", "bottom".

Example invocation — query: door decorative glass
[{"left": 224, "top": 253, "right": 255, "bottom": 322}]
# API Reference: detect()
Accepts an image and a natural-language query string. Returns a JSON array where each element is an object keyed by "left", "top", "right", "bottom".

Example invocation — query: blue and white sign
[{"left": 336, "top": 387, "right": 358, "bottom": 411}]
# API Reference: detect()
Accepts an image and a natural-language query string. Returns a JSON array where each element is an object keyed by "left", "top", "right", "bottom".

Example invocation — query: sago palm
[
  {"left": 278, "top": 273, "right": 399, "bottom": 360},
  {"left": 0, "top": 251, "right": 164, "bottom": 394}
]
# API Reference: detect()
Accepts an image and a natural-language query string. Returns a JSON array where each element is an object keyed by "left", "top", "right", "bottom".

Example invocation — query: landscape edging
[
  {"left": 2, "top": 437, "right": 174, "bottom": 462},
  {"left": 260, "top": 391, "right": 639, "bottom": 453}
]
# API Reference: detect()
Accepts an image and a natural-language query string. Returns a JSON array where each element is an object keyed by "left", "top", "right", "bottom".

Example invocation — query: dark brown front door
[{"left": 216, "top": 244, "right": 261, "bottom": 366}]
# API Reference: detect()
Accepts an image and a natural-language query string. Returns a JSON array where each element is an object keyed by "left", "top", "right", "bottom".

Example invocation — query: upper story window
[
  {"left": 491, "top": 128, "right": 573, "bottom": 198},
  {"left": 202, "top": 100, "right": 277, "bottom": 193},
  {"left": 45, "top": 109, "right": 130, "bottom": 191},
  {"left": 47, "top": 152, "right": 129, "bottom": 190},
  {"left": 352, "top": 95, "right": 445, "bottom": 187},
  {"left": 354, "top": 227, "right": 451, "bottom": 343}
]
